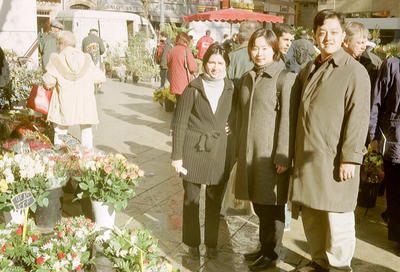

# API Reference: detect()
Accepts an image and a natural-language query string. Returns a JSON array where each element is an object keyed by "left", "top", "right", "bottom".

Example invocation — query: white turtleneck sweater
[{"left": 201, "top": 73, "right": 225, "bottom": 114}]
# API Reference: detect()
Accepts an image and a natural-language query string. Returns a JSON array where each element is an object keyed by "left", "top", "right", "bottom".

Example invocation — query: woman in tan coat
[
  {"left": 234, "top": 28, "right": 296, "bottom": 271},
  {"left": 43, "top": 31, "right": 105, "bottom": 149}
]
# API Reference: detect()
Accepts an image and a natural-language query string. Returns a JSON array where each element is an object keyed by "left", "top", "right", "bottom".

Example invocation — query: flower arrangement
[
  {"left": 361, "top": 148, "right": 385, "bottom": 184},
  {"left": 98, "top": 226, "right": 173, "bottom": 272},
  {"left": 30, "top": 216, "right": 96, "bottom": 271},
  {"left": 0, "top": 152, "right": 53, "bottom": 212},
  {"left": 74, "top": 152, "right": 144, "bottom": 211},
  {"left": 0, "top": 219, "right": 41, "bottom": 271}
]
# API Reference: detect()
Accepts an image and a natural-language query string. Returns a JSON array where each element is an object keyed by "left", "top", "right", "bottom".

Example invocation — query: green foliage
[
  {"left": 374, "top": 42, "right": 400, "bottom": 59},
  {"left": 160, "top": 23, "right": 191, "bottom": 43},
  {"left": 293, "top": 26, "right": 313, "bottom": 40},
  {"left": 125, "top": 32, "right": 159, "bottom": 81},
  {"left": 2, "top": 50, "right": 43, "bottom": 109},
  {"left": 99, "top": 226, "right": 174, "bottom": 272}
]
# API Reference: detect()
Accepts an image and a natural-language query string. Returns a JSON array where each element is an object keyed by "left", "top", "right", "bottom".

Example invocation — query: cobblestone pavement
[{"left": 65, "top": 79, "right": 400, "bottom": 272}]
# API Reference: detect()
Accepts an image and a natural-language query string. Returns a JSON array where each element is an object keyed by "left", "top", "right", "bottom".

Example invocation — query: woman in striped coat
[{"left": 171, "top": 43, "right": 234, "bottom": 260}]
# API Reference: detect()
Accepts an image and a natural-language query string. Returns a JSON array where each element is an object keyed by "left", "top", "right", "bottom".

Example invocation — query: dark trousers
[
  {"left": 252, "top": 203, "right": 285, "bottom": 260},
  {"left": 160, "top": 68, "right": 169, "bottom": 88},
  {"left": 182, "top": 180, "right": 225, "bottom": 248},
  {"left": 383, "top": 161, "right": 400, "bottom": 242}
]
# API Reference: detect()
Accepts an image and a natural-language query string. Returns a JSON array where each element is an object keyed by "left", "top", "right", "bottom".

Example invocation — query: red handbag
[{"left": 26, "top": 85, "right": 53, "bottom": 115}]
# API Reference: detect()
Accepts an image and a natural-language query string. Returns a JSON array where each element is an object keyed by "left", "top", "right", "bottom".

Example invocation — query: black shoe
[
  {"left": 188, "top": 246, "right": 200, "bottom": 260},
  {"left": 244, "top": 250, "right": 262, "bottom": 262},
  {"left": 248, "top": 255, "right": 275, "bottom": 271},
  {"left": 206, "top": 247, "right": 218, "bottom": 259}
]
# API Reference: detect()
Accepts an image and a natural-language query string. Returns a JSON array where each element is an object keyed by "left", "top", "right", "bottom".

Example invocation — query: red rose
[
  {"left": 72, "top": 253, "right": 77, "bottom": 259},
  {"left": 104, "top": 165, "right": 112, "bottom": 174},
  {"left": 58, "top": 252, "right": 65, "bottom": 259},
  {"left": 75, "top": 265, "right": 82, "bottom": 271},
  {"left": 16, "top": 225, "right": 23, "bottom": 235},
  {"left": 66, "top": 227, "right": 71, "bottom": 233},
  {"left": 31, "top": 234, "right": 39, "bottom": 241},
  {"left": 144, "top": 260, "right": 149, "bottom": 265},
  {"left": 1, "top": 244, "right": 7, "bottom": 252},
  {"left": 57, "top": 231, "right": 63, "bottom": 237},
  {"left": 36, "top": 256, "right": 45, "bottom": 265}
]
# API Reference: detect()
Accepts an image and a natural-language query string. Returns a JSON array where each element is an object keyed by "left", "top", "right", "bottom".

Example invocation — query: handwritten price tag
[{"left": 11, "top": 192, "right": 35, "bottom": 210}]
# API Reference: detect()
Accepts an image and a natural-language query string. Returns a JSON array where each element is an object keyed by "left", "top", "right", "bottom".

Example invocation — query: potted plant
[
  {"left": 0, "top": 152, "right": 53, "bottom": 223},
  {"left": 34, "top": 153, "right": 76, "bottom": 229},
  {"left": 358, "top": 148, "right": 385, "bottom": 208},
  {"left": 153, "top": 87, "right": 176, "bottom": 112},
  {"left": 74, "top": 152, "right": 144, "bottom": 229},
  {"left": 28, "top": 216, "right": 96, "bottom": 271},
  {"left": 125, "top": 32, "right": 159, "bottom": 83},
  {"left": 96, "top": 225, "right": 174, "bottom": 272}
]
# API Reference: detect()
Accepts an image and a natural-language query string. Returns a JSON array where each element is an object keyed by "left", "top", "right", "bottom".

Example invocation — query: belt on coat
[{"left": 194, "top": 130, "right": 223, "bottom": 152}]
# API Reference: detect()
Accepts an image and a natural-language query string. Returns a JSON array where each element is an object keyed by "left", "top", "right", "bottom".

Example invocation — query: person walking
[
  {"left": 82, "top": 28, "right": 106, "bottom": 94},
  {"left": 290, "top": 10, "right": 370, "bottom": 272},
  {"left": 369, "top": 55, "right": 400, "bottom": 254},
  {"left": 157, "top": 31, "right": 173, "bottom": 89},
  {"left": 38, "top": 19, "right": 63, "bottom": 72},
  {"left": 234, "top": 28, "right": 296, "bottom": 271},
  {"left": 43, "top": 31, "right": 106, "bottom": 149},
  {"left": 196, "top": 30, "right": 214, "bottom": 60},
  {"left": 171, "top": 43, "right": 234, "bottom": 260}
]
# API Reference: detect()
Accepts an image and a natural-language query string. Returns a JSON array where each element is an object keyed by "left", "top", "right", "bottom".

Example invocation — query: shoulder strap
[{"left": 184, "top": 48, "right": 191, "bottom": 82}]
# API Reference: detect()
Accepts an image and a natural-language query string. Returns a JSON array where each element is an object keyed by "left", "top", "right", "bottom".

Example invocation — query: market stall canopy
[{"left": 182, "top": 8, "right": 283, "bottom": 23}]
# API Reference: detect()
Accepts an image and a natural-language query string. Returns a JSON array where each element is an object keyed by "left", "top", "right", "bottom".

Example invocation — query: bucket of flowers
[
  {"left": 96, "top": 224, "right": 175, "bottom": 272},
  {"left": 0, "top": 219, "right": 42, "bottom": 271},
  {"left": 73, "top": 152, "right": 144, "bottom": 229},
  {"left": 0, "top": 152, "right": 54, "bottom": 224},
  {"left": 358, "top": 148, "right": 385, "bottom": 208},
  {"left": 29, "top": 216, "right": 96, "bottom": 271}
]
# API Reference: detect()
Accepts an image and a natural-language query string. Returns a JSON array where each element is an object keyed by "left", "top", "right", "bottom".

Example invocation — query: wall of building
[
  {"left": 318, "top": 0, "right": 400, "bottom": 17},
  {"left": 296, "top": 0, "right": 318, "bottom": 29},
  {"left": 0, "top": 0, "right": 38, "bottom": 59}
]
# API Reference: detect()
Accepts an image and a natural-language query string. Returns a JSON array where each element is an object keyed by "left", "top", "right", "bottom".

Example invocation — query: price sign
[{"left": 11, "top": 191, "right": 35, "bottom": 210}]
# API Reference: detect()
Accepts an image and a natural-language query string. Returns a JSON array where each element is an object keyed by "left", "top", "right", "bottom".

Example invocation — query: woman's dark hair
[
  {"left": 175, "top": 32, "right": 191, "bottom": 46},
  {"left": 247, "top": 28, "right": 280, "bottom": 63},
  {"left": 202, "top": 43, "right": 230, "bottom": 70},
  {"left": 313, "top": 9, "right": 345, "bottom": 33}
]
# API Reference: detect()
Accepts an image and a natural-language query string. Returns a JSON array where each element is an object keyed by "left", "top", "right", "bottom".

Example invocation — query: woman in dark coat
[
  {"left": 234, "top": 28, "right": 296, "bottom": 271},
  {"left": 369, "top": 56, "right": 400, "bottom": 252},
  {"left": 171, "top": 43, "right": 234, "bottom": 260}
]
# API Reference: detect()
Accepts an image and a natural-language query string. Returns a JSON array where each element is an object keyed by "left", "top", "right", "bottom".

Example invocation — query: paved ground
[{"left": 66, "top": 79, "right": 400, "bottom": 272}]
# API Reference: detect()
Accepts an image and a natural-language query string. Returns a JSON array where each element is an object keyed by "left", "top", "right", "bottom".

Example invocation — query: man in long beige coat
[{"left": 291, "top": 10, "right": 370, "bottom": 272}]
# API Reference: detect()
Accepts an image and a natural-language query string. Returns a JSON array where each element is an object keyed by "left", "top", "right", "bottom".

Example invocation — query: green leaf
[{"left": 80, "top": 183, "right": 89, "bottom": 190}]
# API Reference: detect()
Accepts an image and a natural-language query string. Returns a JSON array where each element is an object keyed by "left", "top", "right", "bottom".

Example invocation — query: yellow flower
[{"left": 0, "top": 179, "right": 8, "bottom": 193}]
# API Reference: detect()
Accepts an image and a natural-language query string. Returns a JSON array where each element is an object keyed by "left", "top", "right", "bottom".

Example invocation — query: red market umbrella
[{"left": 182, "top": 8, "right": 284, "bottom": 24}]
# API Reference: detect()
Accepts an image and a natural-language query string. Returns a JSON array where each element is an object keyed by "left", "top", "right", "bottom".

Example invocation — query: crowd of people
[
  {"left": 0, "top": 8, "right": 399, "bottom": 272},
  {"left": 164, "top": 9, "right": 400, "bottom": 272}
]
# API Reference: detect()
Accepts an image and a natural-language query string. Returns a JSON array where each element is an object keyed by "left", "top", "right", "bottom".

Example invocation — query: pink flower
[
  {"left": 74, "top": 265, "right": 82, "bottom": 271},
  {"left": 115, "top": 169, "right": 120, "bottom": 177},
  {"left": 144, "top": 260, "right": 149, "bottom": 265},
  {"left": 104, "top": 165, "right": 112, "bottom": 174},
  {"left": 57, "top": 231, "right": 63, "bottom": 237},
  {"left": 148, "top": 247, "right": 153, "bottom": 252},
  {"left": 1, "top": 244, "right": 7, "bottom": 252},
  {"left": 121, "top": 172, "right": 128, "bottom": 179},
  {"left": 16, "top": 225, "right": 23, "bottom": 235},
  {"left": 72, "top": 253, "right": 77, "bottom": 259},
  {"left": 138, "top": 170, "right": 144, "bottom": 177},
  {"left": 31, "top": 234, "right": 39, "bottom": 241},
  {"left": 129, "top": 172, "right": 138, "bottom": 179}
]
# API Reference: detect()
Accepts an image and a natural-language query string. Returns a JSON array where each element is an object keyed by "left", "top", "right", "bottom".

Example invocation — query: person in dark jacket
[
  {"left": 157, "top": 32, "right": 173, "bottom": 89},
  {"left": 234, "top": 28, "right": 296, "bottom": 271},
  {"left": 369, "top": 56, "right": 400, "bottom": 252},
  {"left": 171, "top": 43, "right": 233, "bottom": 260},
  {"left": 286, "top": 30, "right": 316, "bottom": 73},
  {"left": 82, "top": 28, "right": 106, "bottom": 68},
  {"left": 38, "top": 19, "right": 63, "bottom": 72},
  {"left": 343, "top": 21, "right": 382, "bottom": 88}
]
